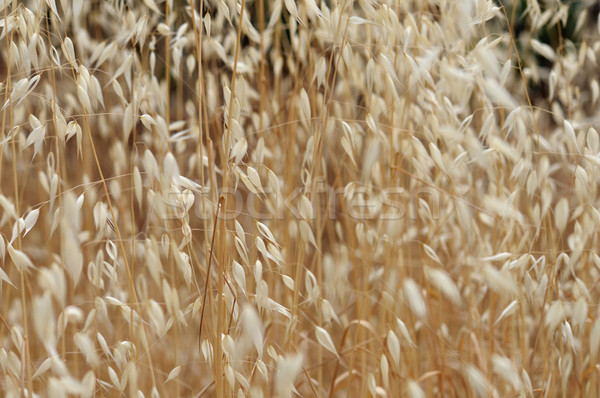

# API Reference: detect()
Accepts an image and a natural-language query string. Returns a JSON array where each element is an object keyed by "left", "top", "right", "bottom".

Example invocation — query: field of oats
[{"left": 1, "top": 0, "right": 600, "bottom": 397}]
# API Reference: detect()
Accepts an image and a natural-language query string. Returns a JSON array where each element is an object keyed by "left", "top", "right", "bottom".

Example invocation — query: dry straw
[{"left": 0, "top": 0, "right": 599, "bottom": 396}]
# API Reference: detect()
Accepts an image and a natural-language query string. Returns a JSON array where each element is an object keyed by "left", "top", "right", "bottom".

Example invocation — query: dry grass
[{"left": 1, "top": 0, "right": 599, "bottom": 396}]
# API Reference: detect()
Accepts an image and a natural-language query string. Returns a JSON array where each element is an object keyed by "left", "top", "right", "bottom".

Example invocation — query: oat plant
[{"left": 1, "top": 0, "right": 599, "bottom": 397}]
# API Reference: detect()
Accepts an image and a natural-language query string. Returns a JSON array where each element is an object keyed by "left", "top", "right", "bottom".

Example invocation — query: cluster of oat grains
[{"left": 1, "top": 0, "right": 600, "bottom": 397}]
